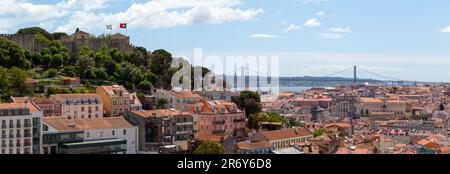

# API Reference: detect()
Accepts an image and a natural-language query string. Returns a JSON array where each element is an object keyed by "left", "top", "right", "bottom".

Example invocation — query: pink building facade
[{"left": 192, "top": 100, "right": 246, "bottom": 137}]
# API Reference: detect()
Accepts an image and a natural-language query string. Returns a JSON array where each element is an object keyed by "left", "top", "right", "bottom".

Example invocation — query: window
[
  {"left": 112, "top": 130, "right": 115, "bottom": 136},
  {"left": 86, "top": 132, "right": 90, "bottom": 138},
  {"left": 95, "top": 106, "right": 99, "bottom": 111},
  {"left": 113, "top": 100, "right": 117, "bottom": 105},
  {"left": 123, "top": 129, "right": 126, "bottom": 135},
  {"left": 81, "top": 107, "right": 85, "bottom": 112}
]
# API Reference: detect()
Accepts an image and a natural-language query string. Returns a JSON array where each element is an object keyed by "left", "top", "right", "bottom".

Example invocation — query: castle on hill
[{"left": 0, "top": 28, "right": 133, "bottom": 57}]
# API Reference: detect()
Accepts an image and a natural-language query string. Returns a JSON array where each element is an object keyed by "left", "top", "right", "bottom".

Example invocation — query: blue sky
[{"left": 1, "top": 0, "right": 450, "bottom": 82}]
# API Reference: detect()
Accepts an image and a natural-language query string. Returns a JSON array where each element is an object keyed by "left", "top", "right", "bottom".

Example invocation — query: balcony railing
[
  {"left": 16, "top": 124, "right": 22, "bottom": 128},
  {"left": 1, "top": 135, "right": 6, "bottom": 139},
  {"left": 1, "top": 125, "right": 6, "bottom": 129},
  {"left": 17, "top": 142, "right": 21, "bottom": 146},
  {"left": 212, "top": 120, "right": 226, "bottom": 124},
  {"left": 24, "top": 123, "right": 31, "bottom": 128},
  {"left": 24, "top": 142, "right": 31, "bottom": 147},
  {"left": 16, "top": 133, "right": 22, "bottom": 138},
  {"left": 9, "top": 134, "right": 15, "bottom": 138},
  {"left": 9, "top": 124, "right": 14, "bottom": 128},
  {"left": 9, "top": 143, "right": 14, "bottom": 147},
  {"left": 24, "top": 133, "right": 31, "bottom": 138}
]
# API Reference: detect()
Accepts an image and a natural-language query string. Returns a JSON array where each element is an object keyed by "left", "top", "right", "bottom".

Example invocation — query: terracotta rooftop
[
  {"left": 51, "top": 94, "right": 101, "bottom": 99},
  {"left": 258, "top": 127, "right": 312, "bottom": 141},
  {"left": 44, "top": 117, "right": 135, "bottom": 131},
  {"left": 0, "top": 102, "right": 41, "bottom": 113},
  {"left": 237, "top": 141, "right": 273, "bottom": 150},
  {"left": 131, "top": 109, "right": 190, "bottom": 118}
]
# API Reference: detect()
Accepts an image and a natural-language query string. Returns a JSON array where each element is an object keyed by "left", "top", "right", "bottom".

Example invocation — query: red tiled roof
[
  {"left": 0, "top": 102, "right": 41, "bottom": 113},
  {"left": 237, "top": 141, "right": 273, "bottom": 150},
  {"left": 43, "top": 117, "right": 134, "bottom": 131},
  {"left": 259, "top": 127, "right": 312, "bottom": 141}
]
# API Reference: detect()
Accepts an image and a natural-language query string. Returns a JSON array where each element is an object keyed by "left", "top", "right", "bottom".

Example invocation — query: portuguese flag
[{"left": 120, "top": 23, "right": 127, "bottom": 29}]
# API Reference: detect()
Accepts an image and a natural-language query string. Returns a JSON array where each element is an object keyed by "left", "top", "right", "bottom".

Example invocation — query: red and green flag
[{"left": 120, "top": 23, "right": 127, "bottom": 29}]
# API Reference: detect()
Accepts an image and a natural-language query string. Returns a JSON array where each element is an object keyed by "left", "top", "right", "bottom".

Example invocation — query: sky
[{"left": 1, "top": 0, "right": 450, "bottom": 82}]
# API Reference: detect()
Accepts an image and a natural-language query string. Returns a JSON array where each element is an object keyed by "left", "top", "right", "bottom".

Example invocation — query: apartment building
[
  {"left": 356, "top": 98, "right": 408, "bottom": 117},
  {"left": 96, "top": 85, "right": 142, "bottom": 117},
  {"left": 151, "top": 89, "right": 202, "bottom": 111},
  {"left": 43, "top": 117, "right": 138, "bottom": 154},
  {"left": 0, "top": 102, "right": 43, "bottom": 154},
  {"left": 191, "top": 100, "right": 246, "bottom": 137},
  {"left": 125, "top": 109, "right": 194, "bottom": 152},
  {"left": 49, "top": 94, "right": 103, "bottom": 119}
]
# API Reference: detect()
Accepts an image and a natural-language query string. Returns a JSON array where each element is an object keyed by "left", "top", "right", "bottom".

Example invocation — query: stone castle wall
[{"left": 1, "top": 33, "right": 133, "bottom": 57}]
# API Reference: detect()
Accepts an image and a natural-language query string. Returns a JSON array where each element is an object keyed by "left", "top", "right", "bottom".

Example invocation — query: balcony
[
  {"left": 9, "top": 143, "right": 14, "bottom": 147},
  {"left": 16, "top": 133, "right": 22, "bottom": 138},
  {"left": 24, "top": 123, "right": 31, "bottom": 128},
  {"left": 9, "top": 124, "right": 14, "bottom": 128},
  {"left": 212, "top": 120, "right": 226, "bottom": 124},
  {"left": 9, "top": 134, "right": 15, "bottom": 138},
  {"left": 1, "top": 125, "right": 6, "bottom": 129},
  {"left": 1, "top": 144, "right": 6, "bottom": 148},
  {"left": 16, "top": 124, "right": 22, "bottom": 128},
  {"left": 17, "top": 142, "right": 21, "bottom": 146},
  {"left": 24, "top": 133, "right": 31, "bottom": 138},
  {"left": 1, "top": 135, "right": 6, "bottom": 139},
  {"left": 24, "top": 142, "right": 31, "bottom": 147}
]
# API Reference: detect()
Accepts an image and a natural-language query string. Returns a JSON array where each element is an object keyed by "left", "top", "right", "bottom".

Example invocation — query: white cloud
[
  {"left": 285, "top": 24, "right": 301, "bottom": 32},
  {"left": 316, "top": 11, "right": 325, "bottom": 16},
  {"left": 317, "top": 27, "right": 351, "bottom": 39},
  {"left": 56, "top": 0, "right": 264, "bottom": 33},
  {"left": 304, "top": 18, "right": 321, "bottom": 27},
  {"left": 317, "top": 33, "right": 343, "bottom": 39},
  {"left": 440, "top": 26, "right": 450, "bottom": 33},
  {"left": 0, "top": 0, "right": 264, "bottom": 33},
  {"left": 327, "top": 27, "right": 351, "bottom": 33},
  {"left": 0, "top": 0, "right": 111, "bottom": 32},
  {"left": 249, "top": 34, "right": 278, "bottom": 39}
]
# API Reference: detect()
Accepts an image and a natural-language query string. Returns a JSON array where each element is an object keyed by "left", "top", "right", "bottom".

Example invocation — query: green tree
[
  {"left": 47, "top": 69, "right": 59, "bottom": 78},
  {"left": 150, "top": 49, "right": 173, "bottom": 89},
  {"left": 17, "top": 27, "right": 54, "bottom": 40},
  {"left": 138, "top": 80, "right": 152, "bottom": 91},
  {"left": 232, "top": 91, "right": 262, "bottom": 117},
  {"left": 0, "top": 38, "right": 31, "bottom": 69},
  {"left": 193, "top": 141, "right": 225, "bottom": 154},
  {"left": 7, "top": 67, "right": 33, "bottom": 96},
  {"left": 247, "top": 112, "right": 287, "bottom": 129},
  {"left": 157, "top": 98, "right": 169, "bottom": 109},
  {"left": 313, "top": 129, "right": 324, "bottom": 137},
  {"left": 95, "top": 68, "right": 109, "bottom": 80},
  {"left": 52, "top": 32, "right": 68, "bottom": 40},
  {"left": 109, "top": 48, "right": 124, "bottom": 63},
  {"left": 77, "top": 55, "right": 95, "bottom": 78},
  {"left": 0, "top": 67, "right": 9, "bottom": 96}
]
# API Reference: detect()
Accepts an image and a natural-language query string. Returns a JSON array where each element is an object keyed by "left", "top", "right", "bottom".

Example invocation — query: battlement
[
  {"left": 0, "top": 34, "right": 14, "bottom": 38},
  {"left": 1, "top": 29, "right": 133, "bottom": 56}
]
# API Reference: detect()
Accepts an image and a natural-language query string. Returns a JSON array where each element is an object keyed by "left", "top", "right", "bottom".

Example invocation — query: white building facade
[{"left": 0, "top": 102, "right": 43, "bottom": 154}]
